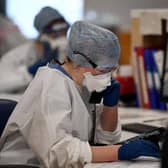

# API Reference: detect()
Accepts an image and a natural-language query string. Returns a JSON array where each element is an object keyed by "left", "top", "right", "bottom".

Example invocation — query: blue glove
[
  {"left": 102, "top": 79, "right": 120, "bottom": 107},
  {"left": 118, "top": 139, "right": 160, "bottom": 160}
]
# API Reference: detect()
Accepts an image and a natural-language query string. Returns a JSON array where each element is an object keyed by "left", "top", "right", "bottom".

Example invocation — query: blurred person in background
[
  {"left": 0, "top": 14, "right": 27, "bottom": 58},
  {"left": 0, "top": 6, "right": 69, "bottom": 93},
  {"left": 0, "top": 21, "right": 160, "bottom": 168}
]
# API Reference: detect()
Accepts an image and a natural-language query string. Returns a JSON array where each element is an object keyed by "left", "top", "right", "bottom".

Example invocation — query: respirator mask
[{"left": 83, "top": 72, "right": 112, "bottom": 92}]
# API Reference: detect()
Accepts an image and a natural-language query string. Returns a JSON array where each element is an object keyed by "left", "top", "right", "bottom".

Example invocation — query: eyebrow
[{"left": 73, "top": 51, "right": 98, "bottom": 68}]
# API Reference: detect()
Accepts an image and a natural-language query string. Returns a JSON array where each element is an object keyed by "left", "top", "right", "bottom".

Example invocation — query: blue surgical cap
[
  {"left": 34, "top": 6, "right": 66, "bottom": 33},
  {"left": 67, "top": 21, "right": 120, "bottom": 68}
]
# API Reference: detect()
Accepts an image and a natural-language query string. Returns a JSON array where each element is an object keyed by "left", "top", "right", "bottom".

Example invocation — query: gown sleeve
[{"left": 20, "top": 72, "right": 92, "bottom": 168}]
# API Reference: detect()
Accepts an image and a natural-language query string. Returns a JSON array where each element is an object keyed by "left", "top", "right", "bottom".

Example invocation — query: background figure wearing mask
[
  {"left": 0, "top": 21, "right": 160, "bottom": 168},
  {"left": 0, "top": 6, "right": 69, "bottom": 93}
]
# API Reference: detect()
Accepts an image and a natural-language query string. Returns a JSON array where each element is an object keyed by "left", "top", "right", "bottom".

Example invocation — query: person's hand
[
  {"left": 118, "top": 139, "right": 160, "bottom": 160},
  {"left": 102, "top": 79, "right": 120, "bottom": 107}
]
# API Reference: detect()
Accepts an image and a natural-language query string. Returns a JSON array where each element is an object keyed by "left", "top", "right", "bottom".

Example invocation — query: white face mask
[
  {"left": 82, "top": 72, "right": 112, "bottom": 92},
  {"left": 40, "top": 35, "right": 67, "bottom": 63},
  {"left": 40, "top": 34, "right": 67, "bottom": 49}
]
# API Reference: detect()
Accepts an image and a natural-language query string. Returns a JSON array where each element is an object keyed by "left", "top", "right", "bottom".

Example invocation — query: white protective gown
[
  {"left": 0, "top": 41, "right": 38, "bottom": 93},
  {"left": 0, "top": 65, "right": 121, "bottom": 168}
]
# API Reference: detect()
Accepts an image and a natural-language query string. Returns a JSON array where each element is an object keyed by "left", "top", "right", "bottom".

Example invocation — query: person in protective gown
[
  {"left": 0, "top": 6, "right": 69, "bottom": 93},
  {"left": 0, "top": 21, "right": 160, "bottom": 168}
]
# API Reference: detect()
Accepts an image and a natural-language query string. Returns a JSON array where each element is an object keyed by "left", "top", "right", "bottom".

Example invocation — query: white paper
[
  {"left": 85, "top": 158, "right": 160, "bottom": 168},
  {"left": 153, "top": 51, "right": 164, "bottom": 77}
]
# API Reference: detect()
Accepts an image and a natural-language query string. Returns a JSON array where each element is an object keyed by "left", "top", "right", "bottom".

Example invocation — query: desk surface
[
  {"left": 0, "top": 93, "right": 22, "bottom": 102},
  {"left": 85, "top": 158, "right": 160, "bottom": 168},
  {"left": 119, "top": 107, "right": 168, "bottom": 129}
]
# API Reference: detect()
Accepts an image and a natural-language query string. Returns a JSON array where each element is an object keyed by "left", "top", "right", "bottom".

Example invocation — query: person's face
[
  {"left": 46, "top": 30, "right": 66, "bottom": 39},
  {"left": 73, "top": 66, "right": 117, "bottom": 86},
  {"left": 44, "top": 20, "right": 68, "bottom": 39}
]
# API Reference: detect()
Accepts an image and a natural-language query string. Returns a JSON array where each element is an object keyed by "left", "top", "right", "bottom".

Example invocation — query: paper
[
  {"left": 153, "top": 51, "right": 164, "bottom": 77},
  {"left": 85, "top": 158, "right": 160, "bottom": 168}
]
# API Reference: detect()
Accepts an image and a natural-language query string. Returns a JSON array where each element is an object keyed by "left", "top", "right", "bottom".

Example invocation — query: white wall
[
  {"left": 84, "top": 0, "right": 168, "bottom": 30},
  {"left": 7, "top": 0, "right": 84, "bottom": 38}
]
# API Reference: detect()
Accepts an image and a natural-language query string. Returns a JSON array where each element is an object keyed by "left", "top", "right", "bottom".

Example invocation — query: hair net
[
  {"left": 67, "top": 21, "right": 120, "bottom": 68},
  {"left": 34, "top": 6, "right": 66, "bottom": 33}
]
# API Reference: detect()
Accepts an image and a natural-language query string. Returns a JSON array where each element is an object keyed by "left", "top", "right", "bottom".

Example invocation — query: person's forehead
[{"left": 47, "top": 19, "right": 66, "bottom": 27}]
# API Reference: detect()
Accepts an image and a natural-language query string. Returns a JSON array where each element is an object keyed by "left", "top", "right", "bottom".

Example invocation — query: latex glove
[
  {"left": 102, "top": 79, "right": 120, "bottom": 107},
  {"left": 118, "top": 139, "right": 160, "bottom": 160}
]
